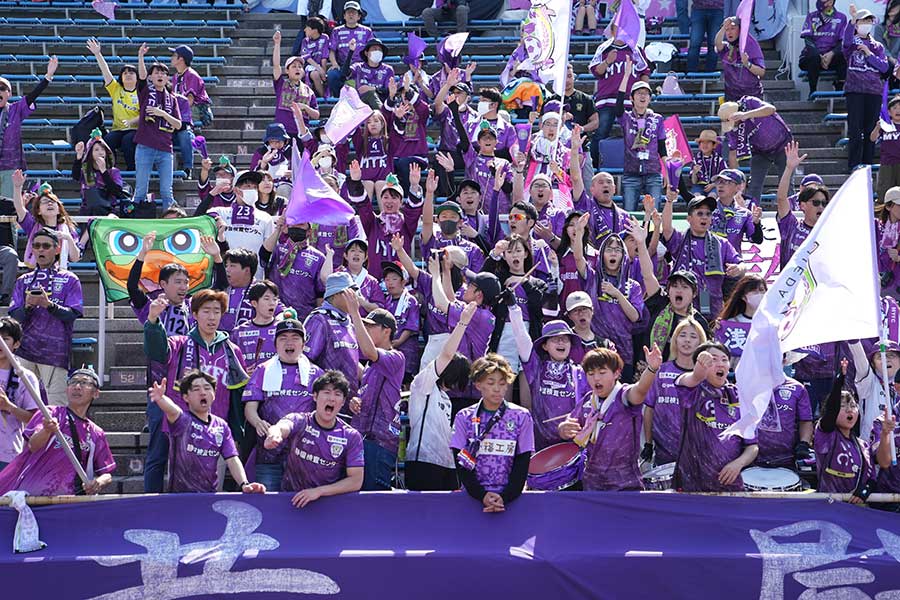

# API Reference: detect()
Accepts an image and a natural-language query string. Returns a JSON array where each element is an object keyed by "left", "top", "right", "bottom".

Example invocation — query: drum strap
[
  {"left": 414, "top": 392, "right": 431, "bottom": 464},
  {"left": 672, "top": 405, "right": 691, "bottom": 490}
]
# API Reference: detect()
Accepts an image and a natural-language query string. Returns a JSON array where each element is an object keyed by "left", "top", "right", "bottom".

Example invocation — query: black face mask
[
  {"left": 288, "top": 227, "right": 308, "bottom": 243},
  {"left": 439, "top": 220, "right": 459, "bottom": 236}
]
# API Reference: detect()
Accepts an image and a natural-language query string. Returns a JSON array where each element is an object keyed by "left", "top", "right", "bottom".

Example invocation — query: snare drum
[
  {"left": 642, "top": 462, "right": 676, "bottom": 491},
  {"left": 527, "top": 442, "right": 585, "bottom": 491},
  {"left": 742, "top": 467, "right": 801, "bottom": 492}
]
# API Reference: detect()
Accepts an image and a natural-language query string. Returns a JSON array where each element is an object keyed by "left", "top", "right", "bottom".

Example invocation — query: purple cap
[
  {"left": 800, "top": 174, "right": 824, "bottom": 186},
  {"left": 713, "top": 168, "right": 746, "bottom": 184}
]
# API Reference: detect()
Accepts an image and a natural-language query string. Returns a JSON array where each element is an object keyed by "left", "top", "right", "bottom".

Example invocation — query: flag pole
[
  {"left": 0, "top": 336, "right": 89, "bottom": 483},
  {"left": 877, "top": 331, "right": 898, "bottom": 466}
]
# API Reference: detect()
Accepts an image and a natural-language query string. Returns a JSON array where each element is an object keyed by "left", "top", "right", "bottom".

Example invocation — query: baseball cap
[
  {"left": 234, "top": 170, "right": 263, "bottom": 187},
  {"left": 566, "top": 291, "right": 593, "bottom": 313},
  {"left": 324, "top": 272, "right": 357, "bottom": 298},
  {"left": 344, "top": 0, "right": 364, "bottom": 13},
  {"left": 362, "top": 308, "right": 397, "bottom": 336},
  {"left": 886, "top": 187, "right": 900, "bottom": 205},
  {"left": 457, "top": 179, "right": 481, "bottom": 194},
  {"left": 168, "top": 44, "right": 194, "bottom": 64},
  {"left": 687, "top": 195, "right": 717, "bottom": 213},
  {"left": 856, "top": 8, "right": 875, "bottom": 20},
  {"left": 68, "top": 367, "right": 100, "bottom": 387},
  {"left": 275, "top": 318, "right": 306, "bottom": 340},
  {"left": 714, "top": 168, "right": 745, "bottom": 184},
  {"left": 667, "top": 269, "right": 698, "bottom": 292},
  {"left": 471, "top": 272, "right": 502, "bottom": 305},
  {"left": 381, "top": 260, "right": 408, "bottom": 280},
  {"left": 450, "top": 82, "right": 471, "bottom": 95},
  {"left": 435, "top": 201, "right": 464, "bottom": 218},
  {"left": 800, "top": 173, "right": 824, "bottom": 186},
  {"left": 630, "top": 81, "right": 652, "bottom": 96}
]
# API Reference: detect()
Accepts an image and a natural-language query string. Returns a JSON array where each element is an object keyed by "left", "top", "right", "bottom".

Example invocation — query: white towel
[
  {"left": 393, "top": 288, "right": 411, "bottom": 318},
  {"left": 261, "top": 356, "right": 312, "bottom": 393}
]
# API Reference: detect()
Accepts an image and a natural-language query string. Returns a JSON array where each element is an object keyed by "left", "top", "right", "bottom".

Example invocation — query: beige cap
[
  {"left": 718, "top": 102, "right": 739, "bottom": 134},
  {"left": 566, "top": 291, "right": 594, "bottom": 313},
  {"left": 885, "top": 186, "right": 900, "bottom": 205}
]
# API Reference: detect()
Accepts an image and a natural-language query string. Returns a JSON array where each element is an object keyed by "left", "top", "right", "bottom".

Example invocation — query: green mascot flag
[{"left": 89, "top": 216, "right": 218, "bottom": 302}]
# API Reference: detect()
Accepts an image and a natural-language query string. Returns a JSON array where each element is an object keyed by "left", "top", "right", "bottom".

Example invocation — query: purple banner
[
  {"left": 3, "top": 493, "right": 900, "bottom": 598},
  {"left": 715, "top": 319, "right": 752, "bottom": 356}
]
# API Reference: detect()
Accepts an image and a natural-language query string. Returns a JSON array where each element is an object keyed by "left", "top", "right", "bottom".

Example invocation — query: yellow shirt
[{"left": 105, "top": 80, "right": 139, "bottom": 131}]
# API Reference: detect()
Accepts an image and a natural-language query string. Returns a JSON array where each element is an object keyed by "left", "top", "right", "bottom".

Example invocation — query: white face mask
[
  {"left": 744, "top": 291, "right": 764, "bottom": 310},
  {"left": 240, "top": 188, "right": 258, "bottom": 205},
  {"left": 369, "top": 50, "right": 383, "bottom": 64},
  {"left": 858, "top": 23, "right": 873, "bottom": 36},
  {"left": 477, "top": 101, "right": 491, "bottom": 116},
  {"left": 319, "top": 156, "right": 333, "bottom": 170},
  {"left": 215, "top": 178, "right": 231, "bottom": 188}
]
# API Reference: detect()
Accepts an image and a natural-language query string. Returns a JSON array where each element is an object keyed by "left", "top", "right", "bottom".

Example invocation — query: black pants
[
  {"left": 405, "top": 461, "right": 459, "bottom": 491},
  {"left": 799, "top": 47, "right": 847, "bottom": 94},
  {"left": 846, "top": 91, "right": 881, "bottom": 170}
]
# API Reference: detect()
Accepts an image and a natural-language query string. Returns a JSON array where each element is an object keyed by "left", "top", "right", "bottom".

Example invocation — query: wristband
[
  {"left": 240, "top": 481, "right": 250, "bottom": 488},
  {"left": 647, "top": 365, "right": 658, "bottom": 374}
]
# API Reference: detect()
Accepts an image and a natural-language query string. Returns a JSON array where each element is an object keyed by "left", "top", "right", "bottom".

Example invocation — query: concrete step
[
  {"left": 111, "top": 452, "right": 147, "bottom": 477},
  {"left": 106, "top": 431, "right": 148, "bottom": 452},
  {"left": 102, "top": 475, "right": 146, "bottom": 495},
  {"left": 110, "top": 342, "right": 151, "bottom": 369},
  {"left": 93, "top": 409, "right": 146, "bottom": 432},
  {"left": 95, "top": 388, "right": 148, "bottom": 408},
  {"left": 109, "top": 365, "right": 149, "bottom": 390}
]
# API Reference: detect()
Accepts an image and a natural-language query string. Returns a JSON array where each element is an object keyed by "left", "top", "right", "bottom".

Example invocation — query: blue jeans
[
  {"left": 143, "top": 398, "right": 169, "bottom": 493},
  {"left": 687, "top": 8, "right": 723, "bottom": 72},
  {"left": 326, "top": 67, "right": 346, "bottom": 98},
  {"left": 676, "top": 0, "right": 690, "bottom": 34},
  {"left": 134, "top": 144, "right": 175, "bottom": 209},
  {"left": 801, "top": 377, "right": 833, "bottom": 419},
  {"left": 362, "top": 439, "right": 396, "bottom": 491},
  {"left": 622, "top": 172, "right": 663, "bottom": 211},
  {"left": 173, "top": 128, "right": 195, "bottom": 173},
  {"left": 255, "top": 462, "right": 283, "bottom": 492}
]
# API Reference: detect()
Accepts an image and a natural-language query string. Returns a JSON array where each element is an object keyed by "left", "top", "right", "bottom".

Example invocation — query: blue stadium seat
[
  {"left": 598, "top": 138, "right": 625, "bottom": 171},
  {"left": 824, "top": 113, "right": 847, "bottom": 122}
]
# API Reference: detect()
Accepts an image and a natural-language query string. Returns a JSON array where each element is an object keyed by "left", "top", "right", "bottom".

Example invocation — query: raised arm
[
  {"left": 507, "top": 304, "right": 535, "bottom": 362},
  {"left": 624, "top": 217, "right": 661, "bottom": 298},
  {"left": 570, "top": 125, "right": 585, "bottom": 201},
  {"left": 421, "top": 169, "right": 437, "bottom": 246},
  {"left": 137, "top": 42, "right": 149, "bottom": 81},
  {"left": 777, "top": 141, "right": 806, "bottom": 220},
  {"left": 86, "top": 38, "right": 115, "bottom": 86},
  {"left": 10, "top": 170, "right": 28, "bottom": 221},
  {"left": 263, "top": 417, "right": 295, "bottom": 450},
  {"left": 272, "top": 30, "right": 283, "bottom": 81},
  {"left": 661, "top": 185, "right": 677, "bottom": 241},
  {"left": 571, "top": 212, "right": 590, "bottom": 279},
  {"left": 676, "top": 350, "right": 712, "bottom": 389},
  {"left": 627, "top": 345, "right": 663, "bottom": 405},
  {"left": 436, "top": 302, "right": 477, "bottom": 373},
  {"left": 390, "top": 233, "right": 420, "bottom": 281},
  {"left": 429, "top": 255, "right": 451, "bottom": 314},
  {"left": 345, "top": 291, "right": 380, "bottom": 362},
  {"left": 148, "top": 378, "right": 183, "bottom": 424},
  {"left": 714, "top": 19, "right": 728, "bottom": 53}
]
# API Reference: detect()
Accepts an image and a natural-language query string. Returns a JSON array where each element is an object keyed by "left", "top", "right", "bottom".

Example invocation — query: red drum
[{"left": 527, "top": 442, "right": 585, "bottom": 491}]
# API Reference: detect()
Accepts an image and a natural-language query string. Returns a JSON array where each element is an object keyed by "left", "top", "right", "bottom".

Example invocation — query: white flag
[
  {"left": 524, "top": 0, "right": 572, "bottom": 97},
  {"left": 726, "top": 167, "right": 881, "bottom": 439}
]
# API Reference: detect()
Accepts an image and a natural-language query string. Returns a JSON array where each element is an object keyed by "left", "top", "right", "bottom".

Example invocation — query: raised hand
[
  {"left": 425, "top": 168, "right": 438, "bottom": 194},
  {"left": 390, "top": 233, "right": 404, "bottom": 252},
  {"left": 148, "top": 378, "right": 168, "bottom": 406},
  {"left": 86, "top": 38, "right": 102, "bottom": 55},
  {"left": 273, "top": 30, "right": 282, "bottom": 44},
  {"left": 46, "top": 56, "right": 58, "bottom": 79},
  {"left": 644, "top": 344, "right": 663, "bottom": 372},
  {"left": 784, "top": 140, "right": 807, "bottom": 171},
  {"left": 694, "top": 350, "right": 714, "bottom": 381},
  {"left": 409, "top": 161, "right": 422, "bottom": 189},
  {"left": 349, "top": 159, "right": 362, "bottom": 181},
  {"left": 11, "top": 169, "right": 26, "bottom": 189},
  {"left": 147, "top": 296, "right": 169, "bottom": 322},
  {"left": 138, "top": 43, "right": 149, "bottom": 58}
]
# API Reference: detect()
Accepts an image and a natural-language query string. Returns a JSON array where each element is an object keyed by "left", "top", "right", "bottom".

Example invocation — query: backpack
[{"left": 69, "top": 107, "right": 106, "bottom": 146}]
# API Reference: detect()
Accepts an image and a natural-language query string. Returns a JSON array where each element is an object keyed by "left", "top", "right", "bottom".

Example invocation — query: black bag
[{"left": 69, "top": 107, "right": 107, "bottom": 146}]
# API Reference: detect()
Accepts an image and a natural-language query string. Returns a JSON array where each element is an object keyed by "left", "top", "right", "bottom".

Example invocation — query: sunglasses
[
  {"left": 801, "top": 199, "right": 828, "bottom": 208},
  {"left": 31, "top": 242, "right": 56, "bottom": 250},
  {"left": 508, "top": 213, "right": 528, "bottom": 222}
]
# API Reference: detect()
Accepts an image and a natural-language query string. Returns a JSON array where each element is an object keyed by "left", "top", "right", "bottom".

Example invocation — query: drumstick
[
  {"left": 508, "top": 264, "right": 539, "bottom": 291},
  {"left": 542, "top": 414, "right": 570, "bottom": 424}
]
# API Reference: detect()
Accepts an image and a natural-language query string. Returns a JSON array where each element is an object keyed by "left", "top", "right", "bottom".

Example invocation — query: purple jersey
[
  {"left": 536, "top": 203, "right": 567, "bottom": 240},
  {"left": 279, "top": 411, "right": 365, "bottom": 492},
  {"left": 386, "top": 99, "right": 430, "bottom": 158},
  {"left": 232, "top": 319, "right": 278, "bottom": 369},
  {"left": 268, "top": 240, "right": 326, "bottom": 321},
  {"left": 422, "top": 232, "right": 486, "bottom": 273},
  {"left": 0, "top": 406, "right": 115, "bottom": 496},
  {"left": 585, "top": 266, "right": 644, "bottom": 364},
  {"left": 463, "top": 151, "right": 512, "bottom": 215},
  {"left": 756, "top": 377, "right": 813, "bottom": 468},
  {"left": 385, "top": 291, "right": 421, "bottom": 376},
  {"left": 619, "top": 109, "right": 664, "bottom": 175},
  {"left": 351, "top": 348, "right": 405, "bottom": 454},
  {"left": 725, "top": 96, "right": 792, "bottom": 158},
  {"left": 339, "top": 267, "right": 387, "bottom": 316},
  {"left": 449, "top": 299, "right": 495, "bottom": 364},
  {"left": 523, "top": 355, "right": 587, "bottom": 450},
  {"left": 692, "top": 151, "right": 728, "bottom": 187},
  {"left": 674, "top": 380, "right": 756, "bottom": 492},
  {"left": 815, "top": 426, "right": 875, "bottom": 493},
  {"left": 572, "top": 190, "right": 631, "bottom": 247},
  {"left": 450, "top": 401, "right": 535, "bottom": 493},
  {"left": 569, "top": 386, "right": 643, "bottom": 491},
  {"left": 350, "top": 62, "right": 395, "bottom": 94},
  {"left": 168, "top": 410, "right": 237, "bottom": 493},
  {"left": 777, "top": 212, "right": 813, "bottom": 269},
  {"left": 415, "top": 271, "right": 460, "bottom": 336},
  {"left": 172, "top": 67, "right": 210, "bottom": 106},
  {"left": 711, "top": 201, "right": 756, "bottom": 250},
  {"left": 718, "top": 38, "right": 765, "bottom": 101},
  {"left": 872, "top": 411, "right": 900, "bottom": 493},
  {"left": 801, "top": 9, "right": 849, "bottom": 54},
  {"left": 589, "top": 44, "right": 652, "bottom": 108},
  {"left": 309, "top": 217, "right": 365, "bottom": 269},
  {"left": 299, "top": 34, "right": 330, "bottom": 66},
  {"left": 131, "top": 289, "right": 193, "bottom": 335},
  {"left": 843, "top": 25, "right": 889, "bottom": 95},
  {"left": 880, "top": 127, "right": 900, "bottom": 165},
  {"left": 10, "top": 267, "right": 83, "bottom": 369},
  {"left": 303, "top": 303, "right": 360, "bottom": 400},
  {"left": 134, "top": 84, "right": 181, "bottom": 152},
  {"left": 352, "top": 127, "right": 392, "bottom": 181},
  {"left": 0, "top": 367, "right": 40, "bottom": 463},
  {"left": 644, "top": 360, "right": 689, "bottom": 465},
  {"left": 273, "top": 76, "right": 318, "bottom": 135},
  {"left": 436, "top": 105, "right": 479, "bottom": 153},
  {"left": 349, "top": 190, "right": 423, "bottom": 280},
  {"left": 663, "top": 229, "right": 741, "bottom": 318},
  {"left": 0, "top": 98, "right": 35, "bottom": 171},
  {"left": 243, "top": 358, "right": 323, "bottom": 463},
  {"left": 219, "top": 286, "right": 285, "bottom": 334},
  {"left": 19, "top": 213, "right": 78, "bottom": 269},
  {"left": 329, "top": 24, "right": 374, "bottom": 65}
]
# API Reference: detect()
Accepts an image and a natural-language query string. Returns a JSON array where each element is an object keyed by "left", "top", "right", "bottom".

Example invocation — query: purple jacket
[{"left": 843, "top": 24, "right": 889, "bottom": 95}]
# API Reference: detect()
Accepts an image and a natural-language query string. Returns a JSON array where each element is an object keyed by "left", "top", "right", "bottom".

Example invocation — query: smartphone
[{"left": 28, "top": 289, "right": 43, "bottom": 296}]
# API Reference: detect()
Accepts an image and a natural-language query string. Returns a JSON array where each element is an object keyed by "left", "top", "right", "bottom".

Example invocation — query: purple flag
[
  {"left": 736, "top": 0, "right": 754, "bottom": 54},
  {"left": 611, "top": 0, "right": 641, "bottom": 51},
  {"left": 437, "top": 32, "right": 469, "bottom": 68},
  {"left": 324, "top": 86, "right": 373, "bottom": 146},
  {"left": 404, "top": 32, "right": 427, "bottom": 67},
  {"left": 881, "top": 80, "right": 897, "bottom": 133},
  {"left": 91, "top": 0, "right": 117, "bottom": 20},
  {"left": 285, "top": 147, "right": 355, "bottom": 227},
  {"left": 192, "top": 135, "right": 208, "bottom": 159}
]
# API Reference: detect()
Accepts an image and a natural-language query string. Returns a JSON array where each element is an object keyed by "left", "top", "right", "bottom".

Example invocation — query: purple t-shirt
[
  {"left": 0, "top": 367, "right": 40, "bottom": 463},
  {"left": 329, "top": 24, "right": 374, "bottom": 65},
  {"left": 11, "top": 268, "right": 84, "bottom": 369},
  {"left": 590, "top": 44, "right": 652, "bottom": 108},
  {"left": 523, "top": 355, "right": 587, "bottom": 450},
  {"left": 436, "top": 105, "right": 480, "bottom": 153},
  {"left": 422, "top": 232, "right": 486, "bottom": 273},
  {"left": 777, "top": 212, "right": 813, "bottom": 269},
  {"left": 572, "top": 190, "right": 630, "bottom": 248},
  {"left": 718, "top": 38, "right": 765, "bottom": 101},
  {"left": 384, "top": 292, "right": 421, "bottom": 376},
  {"left": 134, "top": 84, "right": 181, "bottom": 152},
  {"left": 268, "top": 240, "right": 326, "bottom": 321},
  {"left": 463, "top": 151, "right": 512, "bottom": 215},
  {"left": 350, "top": 62, "right": 395, "bottom": 94},
  {"left": 300, "top": 34, "right": 330, "bottom": 66},
  {"left": 167, "top": 410, "right": 237, "bottom": 493},
  {"left": 756, "top": 377, "right": 813, "bottom": 468},
  {"left": 880, "top": 127, "right": 900, "bottom": 165},
  {"left": 692, "top": 151, "right": 728, "bottom": 187},
  {"left": 801, "top": 10, "right": 848, "bottom": 54},
  {"left": 310, "top": 217, "right": 365, "bottom": 269},
  {"left": 303, "top": 303, "right": 360, "bottom": 400},
  {"left": 674, "top": 380, "right": 756, "bottom": 492},
  {"left": 0, "top": 405, "right": 115, "bottom": 496},
  {"left": 0, "top": 99, "right": 36, "bottom": 171},
  {"left": 351, "top": 348, "right": 405, "bottom": 454},
  {"left": 725, "top": 96, "right": 792, "bottom": 158},
  {"left": 872, "top": 411, "right": 900, "bottom": 493},
  {"left": 712, "top": 200, "right": 756, "bottom": 251},
  {"left": 279, "top": 411, "right": 365, "bottom": 492},
  {"left": 386, "top": 99, "right": 430, "bottom": 159},
  {"left": 569, "top": 386, "right": 643, "bottom": 491},
  {"left": 232, "top": 319, "right": 278, "bottom": 369},
  {"left": 449, "top": 299, "right": 495, "bottom": 364},
  {"left": 352, "top": 127, "right": 392, "bottom": 181},
  {"left": 132, "top": 290, "right": 193, "bottom": 334},
  {"left": 663, "top": 229, "right": 741, "bottom": 318},
  {"left": 450, "top": 401, "right": 535, "bottom": 493},
  {"left": 644, "top": 360, "right": 689, "bottom": 465},
  {"left": 618, "top": 109, "right": 664, "bottom": 175},
  {"left": 273, "top": 75, "right": 318, "bottom": 135},
  {"left": 465, "top": 116, "right": 518, "bottom": 154},
  {"left": 173, "top": 67, "right": 210, "bottom": 105},
  {"left": 815, "top": 426, "right": 874, "bottom": 493},
  {"left": 243, "top": 358, "right": 323, "bottom": 464},
  {"left": 349, "top": 190, "right": 423, "bottom": 280}
]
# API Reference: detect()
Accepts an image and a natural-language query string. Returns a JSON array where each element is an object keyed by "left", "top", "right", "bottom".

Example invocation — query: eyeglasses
[
  {"left": 801, "top": 199, "right": 828, "bottom": 208},
  {"left": 68, "top": 378, "right": 97, "bottom": 388},
  {"left": 531, "top": 182, "right": 551, "bottom": 190},
  {"left": 31, "top": 242, "right": 55, "bottom": 250},
  {"left": 509, "top": 213, "right": 528, "bottom": 222},
  {"left": 604, "top": 247, "right": 625, "bottom": 254}
]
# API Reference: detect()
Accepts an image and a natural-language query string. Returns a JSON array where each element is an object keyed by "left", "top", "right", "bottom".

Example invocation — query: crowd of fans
[{"left": 0, "top": 0, "right": 898, "bottom": 512}]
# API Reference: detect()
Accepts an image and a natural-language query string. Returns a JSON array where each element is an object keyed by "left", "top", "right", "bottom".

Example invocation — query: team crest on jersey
[
  {"left": 506, "top": 420, "right": 516, "bottom": 432},
  {"left": 330, "top": 443, "right": 343, "bottom": 458},
  {"left": 779, "top": 389, "right": 793, "bottom": 400}
]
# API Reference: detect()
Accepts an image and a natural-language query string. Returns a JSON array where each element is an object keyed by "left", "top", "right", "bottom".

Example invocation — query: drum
[
  {"left": 642, "top": 462, "right": 676, "bottom": 491},
  {"left": 527, "top": 442, "right": 585, "bottom": 491},
  {"left": 742, "top": 467, "right": 802, "bottom": 492}
]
